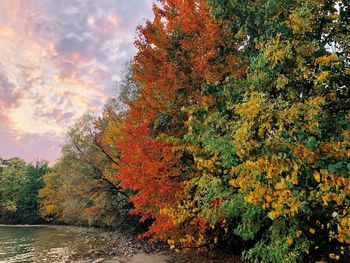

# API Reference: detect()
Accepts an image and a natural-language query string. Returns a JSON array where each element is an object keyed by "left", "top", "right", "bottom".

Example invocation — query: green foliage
[
  {"left": 242, "top": 220, "right": 310, "bottom": 263},
  {"left": 0, "top": 158, "right": 27, "bottom": 214},
  {"left": 0, "top": 158, "right": 50, "bottom": 223},
  {"left": 175, "top": 0, "right": 350, "bottom": 261},
  {"left": 17, "top": 161, "right": 50, "bottom": 223}
]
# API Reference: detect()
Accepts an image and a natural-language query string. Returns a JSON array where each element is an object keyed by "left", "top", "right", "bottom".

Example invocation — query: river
[
  {"left": 0, "top": 225, "right": 238, "bottom": 263},
  {"left": 0, "top": 225, "right": 139, "bottom": 262}
]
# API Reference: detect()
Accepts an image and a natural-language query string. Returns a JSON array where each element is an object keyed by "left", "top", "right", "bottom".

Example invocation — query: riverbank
[
  {"left": 53, "top": 225, "right": 241, "bottom": 263},
  {"left": 0, "top": 224, "right": 241, "bottom": 262}
]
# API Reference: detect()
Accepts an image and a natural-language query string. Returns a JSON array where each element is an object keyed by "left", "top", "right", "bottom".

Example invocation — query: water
[{"left": 0, "top": 225, "right": 124, "bottom": 263}]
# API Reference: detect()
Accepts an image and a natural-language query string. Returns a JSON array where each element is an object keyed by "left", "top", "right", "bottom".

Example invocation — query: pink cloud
[{"left": 0, "top": 0, "right": 153, "bottom": 164}]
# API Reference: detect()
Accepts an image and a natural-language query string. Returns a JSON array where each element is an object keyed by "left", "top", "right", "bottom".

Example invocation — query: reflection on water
[{"left": 0, "top": 225, "right": 120, "bottom": 262}]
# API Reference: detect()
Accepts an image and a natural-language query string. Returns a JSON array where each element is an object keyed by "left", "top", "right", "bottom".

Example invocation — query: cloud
[
  {"left": 0, "top": 129, "right": 64, "bottom": 165},
  {"left": 0, "top": 0, "right": 153, "bottom": 164},
  {"left": 37, "top": 109, "right": 74, "bottom": 124},
  {"left": 0, "top": 71, "right": 22, "bottom": 108}
]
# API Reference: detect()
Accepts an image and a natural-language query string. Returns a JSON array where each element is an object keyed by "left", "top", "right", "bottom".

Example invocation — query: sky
[{"left": 0, "top": 0, "right": 153, "bottom": 164}]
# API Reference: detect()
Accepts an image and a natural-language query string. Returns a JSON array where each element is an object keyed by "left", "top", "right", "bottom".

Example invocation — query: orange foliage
[
  {"left": 116, "top": 0, "right": 233, "bottom": 241},
  {"left": 117, "top": 122, "right": 181, "bottom": 239}
]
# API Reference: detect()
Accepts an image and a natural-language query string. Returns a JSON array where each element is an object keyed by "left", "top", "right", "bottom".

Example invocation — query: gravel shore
[{"left": 44, "top": 225, "right": 241, "bottom": 263}]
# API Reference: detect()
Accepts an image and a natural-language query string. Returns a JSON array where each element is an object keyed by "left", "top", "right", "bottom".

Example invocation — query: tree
[
  {"left": 0, "top": 158, "right": 50, "bottom": 223},
  {"left": 40, "top": 103, "right": 131, "bottom": 227},
  {"left": 17, "top": 161, "right": 50, "bottom": 223},
  {"left": 117, "top": 0, "right": 350, "bottom": 260},
  {"left": 0, "top": 158, "right": 26, "bottom": 216},
  {"left": 116, "top": 0, "right": 240, "bottom": 244},
  {"left": 178, "top": 0, "right": 350, "bottom": 261}
]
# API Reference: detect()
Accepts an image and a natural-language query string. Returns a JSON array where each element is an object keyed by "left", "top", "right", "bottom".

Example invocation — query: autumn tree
[
  {"left": 116, "top": 0, "right": 243, "bottom": 245},
  {"left": 175, "top": 0, "right": 350, "bottom": 261},
  {"left": 40, "top": 105, "right": 131, "bottom": 227}
]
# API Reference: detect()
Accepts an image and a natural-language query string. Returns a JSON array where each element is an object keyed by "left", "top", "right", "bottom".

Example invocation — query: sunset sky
[{"left": 0, "top": 0, "right": 153, "bottom": 164}]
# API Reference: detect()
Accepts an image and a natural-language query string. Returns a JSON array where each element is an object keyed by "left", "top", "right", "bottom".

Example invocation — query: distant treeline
[{"left": 0, "top": 158, "right": 50, "bottom": 224}]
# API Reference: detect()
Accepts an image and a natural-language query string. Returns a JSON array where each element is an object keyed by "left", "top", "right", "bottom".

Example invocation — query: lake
[{"left": 0, "top": 225, "right": 130, "bottom": 262}]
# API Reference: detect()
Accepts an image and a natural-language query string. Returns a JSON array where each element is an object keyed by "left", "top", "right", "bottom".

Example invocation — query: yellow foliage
[
  {"left": 286, "top": 236, "right": 294, "bottom": 246},
  {"left": 290, "top": 162, "right": 299, "bottom": 185},
  {"left": 314, "top": 171, "right": 321, "bottom": 183},
  {"left": 316, "top": 71, "right": 330, "bottom": 84},
  {"left": 315, "top": 53, "right": 339, "bottom": 65},
  {"left": 275, "top": 178, "right": 287, "bottom": 190},
  {"left": 296, "top": 230, "right": 302, "bottom": 237},
  {"left": 268, "top": 210, "right": 281, "bottom": 220},
  {"left": 275, "top": 74, "right": 289, "bottom": 90},
  {"left": 288, "top": 9, "right": 312, "bottom": 33},
  {"left": 263, "top": 33, "right": 292, "bottom": 66},
  {"left": 322, "top": 193, "right": 342, "bottom": 206}
]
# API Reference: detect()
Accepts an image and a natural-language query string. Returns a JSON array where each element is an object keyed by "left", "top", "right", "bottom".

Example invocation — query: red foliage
[
  {"left": 117, "top": 119, "right": 186, "bottom": 240},
  {"left": 116, "top": 0, "right": 240, "bottom": 241},
  {"left": 130, "top": 0, "right": 221, "bottom": 123}
]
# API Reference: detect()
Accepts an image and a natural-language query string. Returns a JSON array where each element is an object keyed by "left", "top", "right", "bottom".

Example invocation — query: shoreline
[
  {"left": 0, "top": 224, "right": 241, "bottom": 262},
  {"left": 0, "top": 224, "right": 52, "bottom": 227}
]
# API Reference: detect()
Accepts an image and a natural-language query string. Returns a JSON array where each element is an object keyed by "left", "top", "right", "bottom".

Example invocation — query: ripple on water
[{"left": 0, "top": 226, "right": 121, "bottom": 263}]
